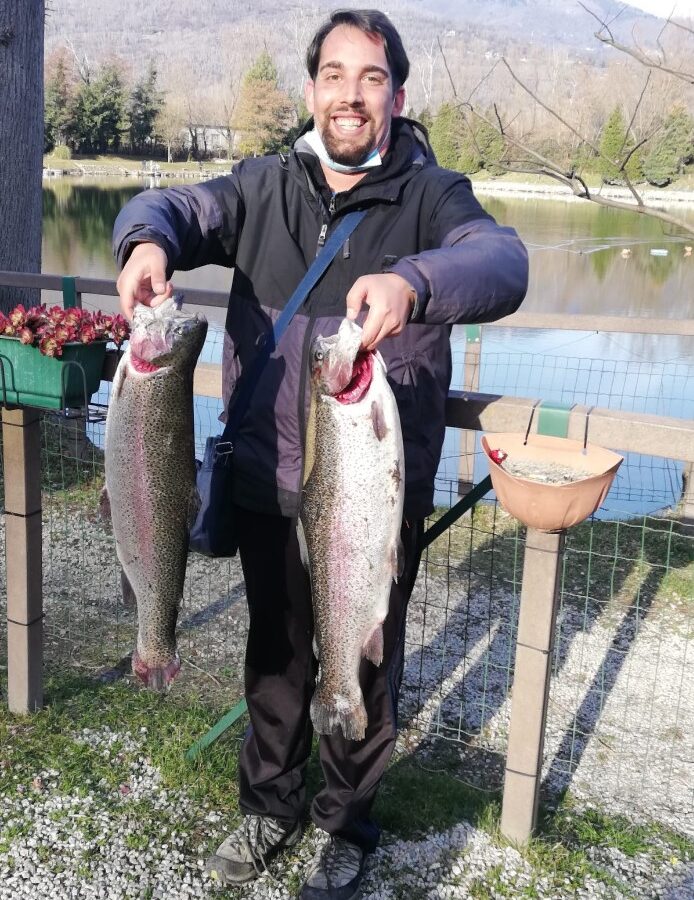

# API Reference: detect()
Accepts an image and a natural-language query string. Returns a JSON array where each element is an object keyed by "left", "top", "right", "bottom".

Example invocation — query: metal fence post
[
  {"left": 2, "top": 407, "right": 43, "bottom": 713},
  {"left": 500, "top": 527, "right": 565, "bottom": 843}
]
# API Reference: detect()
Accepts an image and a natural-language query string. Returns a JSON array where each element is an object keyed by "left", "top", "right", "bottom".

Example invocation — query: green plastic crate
[{"left": 0, "top": 338, "right": 107, "bottom": 410}]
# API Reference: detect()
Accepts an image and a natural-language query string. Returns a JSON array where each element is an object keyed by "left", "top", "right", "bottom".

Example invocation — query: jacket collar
[{"left": 289, "top": 117, "right": 436, "bottom": 207}]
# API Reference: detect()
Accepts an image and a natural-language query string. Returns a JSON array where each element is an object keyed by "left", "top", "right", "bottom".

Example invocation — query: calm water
[{"left": 42, "top": 178, "right": 694, "bottom": 516}]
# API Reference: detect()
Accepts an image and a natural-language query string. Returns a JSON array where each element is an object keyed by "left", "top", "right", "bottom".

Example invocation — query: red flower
[
  {"left": 8, "top": 305, "right": 27, "bottom": 328},
  {"left": 47, "top": 305, "right": 65, "bottom": 325},
  {"left": 18, "top": 326, "right": 35, "bottom": 345},
  {"left": 25, "top": 305, "right": 47, "bottom": 328},
  {"left": 62, "top": 308, "right": 83, "bottom": 328},
  {"left": 39, "top": 335, "right": 61, "bottom": 357},
  {"left": 55, "top": 324, "right": 77, "bottom": 344},
  {"left": 109, "top": 315, "right": 130, "bottom": 346},
  {"left": 79, "top": 323, "right": 97, "bottom": 343},
  {"left": 2, "top": 321, "right": 16, "bottom": 337}
]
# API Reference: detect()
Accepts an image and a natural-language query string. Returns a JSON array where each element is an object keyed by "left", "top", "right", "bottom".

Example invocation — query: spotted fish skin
[
  {"left": 300, "top": 319, "right": 405, "bottom": 741},
  {"left": 104, "top": 298, "right": 207, "bottom": 690}
]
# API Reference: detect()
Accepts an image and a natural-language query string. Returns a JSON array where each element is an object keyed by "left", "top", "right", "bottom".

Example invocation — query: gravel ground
[
  {"left": 0, "top": 726, "right": 692, "bottom": 900},
  {"left": 1, "top": 482, "right": 692, "bottom": 897}
]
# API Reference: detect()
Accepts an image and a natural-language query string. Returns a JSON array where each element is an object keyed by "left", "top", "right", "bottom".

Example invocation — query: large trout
[
  {"left": 300, "top": 318, "right": 405, "bottom": 741},
  {"left": 103, "top": 298, "right": 207, "bottom": 690}
]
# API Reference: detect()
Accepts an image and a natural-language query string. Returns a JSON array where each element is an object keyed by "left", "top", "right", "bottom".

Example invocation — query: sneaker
[
  {"left": 300, "top": 835, "right": 366, "bottom": 900},
  {"left": 205, "top": 814, "right": 301, "bottom": 884}
]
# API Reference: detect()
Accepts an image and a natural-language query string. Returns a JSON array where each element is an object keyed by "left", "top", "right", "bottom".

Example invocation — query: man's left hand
[{"left": 345, "top": 273, "right": 416, "bottom": 350}]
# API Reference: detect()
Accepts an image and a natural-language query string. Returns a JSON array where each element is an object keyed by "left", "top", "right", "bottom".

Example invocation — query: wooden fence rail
[{"left": 1, "top": 271, "right": 693, "bottom": 845}]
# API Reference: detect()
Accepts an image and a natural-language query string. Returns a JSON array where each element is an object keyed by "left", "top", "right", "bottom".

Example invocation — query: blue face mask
[{"left": 301, "top": 126, "right": 389, "bottom": 174}]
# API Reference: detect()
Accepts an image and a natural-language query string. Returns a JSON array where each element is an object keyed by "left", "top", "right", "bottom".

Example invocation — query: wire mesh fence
[{"left": 0, "top": 340, "right": 692, "bottom": 836}]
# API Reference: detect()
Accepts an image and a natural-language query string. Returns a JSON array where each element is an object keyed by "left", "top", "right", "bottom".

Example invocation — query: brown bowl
[{"left": 481, "top": 433, "right": 624, "bottom": 532}]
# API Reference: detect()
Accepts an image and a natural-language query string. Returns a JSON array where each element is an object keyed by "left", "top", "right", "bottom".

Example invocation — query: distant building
[{"left": 179, "top": 125, "right": 240, "bottom": 157}]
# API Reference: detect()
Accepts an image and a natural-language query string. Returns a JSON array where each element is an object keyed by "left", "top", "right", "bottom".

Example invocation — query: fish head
[
  {"left": 128, "top": 297, "right": 208, "bottom": 374},
  {"left": 310, "top": 318, "right": 375, "bottom": 404}
]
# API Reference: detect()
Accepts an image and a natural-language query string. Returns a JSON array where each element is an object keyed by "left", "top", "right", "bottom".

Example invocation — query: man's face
[{"left": 305, "top": 24, "right": 405, "bottom": 167}]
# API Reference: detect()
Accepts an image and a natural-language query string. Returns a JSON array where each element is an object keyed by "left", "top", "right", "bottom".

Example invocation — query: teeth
[{"left": 335, "top": 118, "right": 364, "bottom": 129}]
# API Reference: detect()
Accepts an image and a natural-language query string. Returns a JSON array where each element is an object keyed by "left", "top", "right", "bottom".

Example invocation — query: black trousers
[{"left": 235, "top": 505, "right": 423, "bottom": 852}]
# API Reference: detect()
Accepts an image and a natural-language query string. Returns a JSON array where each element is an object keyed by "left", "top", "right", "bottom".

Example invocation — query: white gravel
[{"left": 0, "top": 723, "right": 692, "bottom": 900}]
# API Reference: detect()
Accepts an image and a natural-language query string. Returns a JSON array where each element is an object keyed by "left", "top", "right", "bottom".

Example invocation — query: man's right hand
[{"left": 116, "top": 242, "right": 174, "bottom": 321}]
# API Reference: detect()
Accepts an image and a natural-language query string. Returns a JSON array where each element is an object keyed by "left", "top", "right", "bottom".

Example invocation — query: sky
[{"left": 625, "top": 0, "right": 694, "bottom": 16}]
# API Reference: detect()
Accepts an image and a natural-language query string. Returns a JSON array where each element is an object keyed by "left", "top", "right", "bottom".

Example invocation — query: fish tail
[
  {"left": 310, "top": 690, "right": 368, "bottom": 742},
  {"left": 132, "top": 649, "right": 181, "bottom": 692}
]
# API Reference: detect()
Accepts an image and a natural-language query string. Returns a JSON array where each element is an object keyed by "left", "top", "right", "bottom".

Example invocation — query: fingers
[
  {"left": 346, "top": 273, "right": 413, "bottom": 350},
  {"left": 345, "top": 278, "right": 368, "bottom": 323},
  {"left": 116, "top": 243, "right": 173, "bottom": 321}
]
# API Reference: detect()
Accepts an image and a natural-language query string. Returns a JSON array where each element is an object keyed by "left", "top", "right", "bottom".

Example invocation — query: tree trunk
[{"left": 0, "top": 2, "right": 44, "bottom": 313}]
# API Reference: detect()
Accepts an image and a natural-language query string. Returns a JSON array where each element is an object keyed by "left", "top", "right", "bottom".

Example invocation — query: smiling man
[{"left": 113, "top": 9, "right": 528, "bottom": 899}]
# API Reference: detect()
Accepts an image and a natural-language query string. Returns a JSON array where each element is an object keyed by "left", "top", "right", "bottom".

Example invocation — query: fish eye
[
  {"left": 314, "top": 350, "right": 324, "bottom": 362},
  {"left": 173, "top": 325, "right": 185, "bottom": 335}
]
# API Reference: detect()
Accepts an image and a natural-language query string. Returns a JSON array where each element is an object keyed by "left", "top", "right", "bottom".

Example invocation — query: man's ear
[
  {"left": 392, "top": 86, "right": 405, "bottom": 118},
  {"left": 305, "top": 79, "right": 315, "bottom": 115}
]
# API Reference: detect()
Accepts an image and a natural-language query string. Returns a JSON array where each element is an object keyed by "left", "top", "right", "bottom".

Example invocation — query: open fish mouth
[
  {"left": 334, "top": 351, "right": 373, "bottom": 404},
  {"left": 130, "top": 354, "right": 163, "bottom": 374}
]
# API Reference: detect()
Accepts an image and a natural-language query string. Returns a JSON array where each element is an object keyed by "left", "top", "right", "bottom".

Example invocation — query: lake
[{"left": 41, "top": 178, "right": 694, "bottom": 517}]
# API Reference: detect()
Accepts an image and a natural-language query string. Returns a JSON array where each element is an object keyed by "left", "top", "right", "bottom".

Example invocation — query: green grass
[
  {"left": 43, "top": 152, "right": 231, "bottom": 175},
  {"left": 0, "top": 672, "right": 691, "bottom": 897}
]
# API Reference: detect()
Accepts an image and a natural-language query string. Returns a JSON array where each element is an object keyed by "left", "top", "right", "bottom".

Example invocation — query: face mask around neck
[{"left": 301, "top": 126, "right": 389, "bottom": 174}]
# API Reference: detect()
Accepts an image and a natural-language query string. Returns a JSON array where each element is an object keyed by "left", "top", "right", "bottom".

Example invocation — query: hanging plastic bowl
[{"left": 481, "top": 433, "right": 623, "bottom": 532}]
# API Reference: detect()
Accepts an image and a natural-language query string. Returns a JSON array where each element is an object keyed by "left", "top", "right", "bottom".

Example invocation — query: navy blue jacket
[{"left": 113, "top": 118, "right": 528, "bottom": 518}]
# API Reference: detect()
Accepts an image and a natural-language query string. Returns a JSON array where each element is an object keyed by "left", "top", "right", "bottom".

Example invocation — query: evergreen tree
[
  {"left": 429, "top": 102, "right": 464, "bottom": 170},
  {"left": 475, "top": 115, "right": 505, "bottom": 175},
  {"left": 44, "top": 51, "right": 74, "bottom": 153},
  {"left": 233, "top": 51, "right": 295, "bottom": 157},
  {"left": 129, "top": 63, "right": 163, "bottom": 154},
  {"left": 599, "top": 107, "right": 642, "bottom": 184},
  {"left": 643, "top": 107, "right": 694, "bottom": 187},
  {"left": 71, "top": 63, "right": 129, "bottom": 153}
]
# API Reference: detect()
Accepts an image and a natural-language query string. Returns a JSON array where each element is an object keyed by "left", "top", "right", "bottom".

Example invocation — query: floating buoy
[
  {"left": 620, "top": 248, "right": 631, "bottom": 258},
  {"left": 685, "top": 246, "right": 692, "bottom": 257},
  {"left": 650, "top": 248, "right": 668, "bottom": 256}
]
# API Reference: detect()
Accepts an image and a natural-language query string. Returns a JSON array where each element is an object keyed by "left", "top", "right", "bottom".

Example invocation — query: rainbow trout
[
  {"left": 300, "top": 318, "right": 405, "bottom": 741},
  {"left": 103, "top": 298, "right": 207, "bottom": 690}
]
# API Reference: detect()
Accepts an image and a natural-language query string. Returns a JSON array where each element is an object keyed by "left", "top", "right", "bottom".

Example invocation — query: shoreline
[
  {"left": 42, "top": 164, "right": 694, "bottom": 208},
  {"left": 470, "top": 178, "right": 694, "bottom": 207}
]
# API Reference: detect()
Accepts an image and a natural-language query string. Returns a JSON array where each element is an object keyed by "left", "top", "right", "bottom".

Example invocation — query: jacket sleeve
[
  {"left": 388, "top": 177, "right": 529, "bottom": 325},
  {"left": 112, "top": 173, "right": 245, "bottom": 273}
]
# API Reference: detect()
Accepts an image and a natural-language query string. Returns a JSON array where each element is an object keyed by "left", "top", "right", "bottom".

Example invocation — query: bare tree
[
  {"left": 0, "top": 1, "right": 44, "bottom": 312},
  {"left": 439, "top": 5, "right": 694, "bottom": 238}
]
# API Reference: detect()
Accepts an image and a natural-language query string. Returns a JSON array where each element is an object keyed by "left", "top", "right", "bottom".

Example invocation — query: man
[{"left": 114, "top": 9, "right": 528, "bottom": 899}]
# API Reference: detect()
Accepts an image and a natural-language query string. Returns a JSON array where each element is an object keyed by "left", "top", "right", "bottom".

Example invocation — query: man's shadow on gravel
[{"left": 392, "top": 508, "right": 687, "bottom": 815}]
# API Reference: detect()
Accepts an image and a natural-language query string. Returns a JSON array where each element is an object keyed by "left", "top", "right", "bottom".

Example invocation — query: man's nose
[{"left": 340, "top": 76, "right": 365, "bottom": 106}]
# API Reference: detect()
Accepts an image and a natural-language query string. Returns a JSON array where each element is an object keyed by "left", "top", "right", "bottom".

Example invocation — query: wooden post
[
  {"left": 2, "top": 407, "right": 43, "bottom": 713},
  {"left": 457, "top": 326, "right": 481, "bottom": 496},
  {"left": 500, "top": 527, "right": 565, "bottom": 843},
  {"left": 681, "top": 463, "right": 694, "bottom": 525}
]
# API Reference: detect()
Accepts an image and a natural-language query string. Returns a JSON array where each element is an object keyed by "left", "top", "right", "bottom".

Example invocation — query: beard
[{"left": 317, "top": 109, "right": 379, "bottom": 167}]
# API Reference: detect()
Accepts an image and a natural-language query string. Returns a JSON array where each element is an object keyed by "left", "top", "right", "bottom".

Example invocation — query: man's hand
[
  {"left": 345, "top": 273, "right": 416, "bottom": 350},
  {"left": 116, "top": 242, "right": 174, "bottom": 321}
]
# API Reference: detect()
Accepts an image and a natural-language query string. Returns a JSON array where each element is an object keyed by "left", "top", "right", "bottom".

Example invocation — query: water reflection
[{"left": 44, "top": 180, "right": 693, "bottom": 518}]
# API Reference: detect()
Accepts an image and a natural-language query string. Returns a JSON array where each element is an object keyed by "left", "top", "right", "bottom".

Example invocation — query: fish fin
[
  {"left": 310, "top": 692, "right": 367, "bottom": 741},
  {"left": 302, "top": 390, "right": 318, "bottom": 487},
  {"left": 187, "top": 485, "right": 201, "bottom": 529},
  {"left": 312, "top": 636, "right": 320, "bottom": 661},
  {"left": 120, "top": 569, "right": 137, "bottom": 610},
  {"left": 98, "top": 486, "right": 111, "bottom": 524},
  {"left": 370, "top": 398, "right": 389, "bottom": 441},
  {"left": 132, "top": 648, "right": 180, "bottom": 692},
  {"left": 391, "top": 538, "right": 405, "bottom": 582},
  {"left": 296, "top": 517, "right": 310, "bottom": 572},
  {"left": 363, "top": 624, "right": 384, "bottom": 666},
  {"left": 112, "top": 353, "right": 128, "bottom": 399}
]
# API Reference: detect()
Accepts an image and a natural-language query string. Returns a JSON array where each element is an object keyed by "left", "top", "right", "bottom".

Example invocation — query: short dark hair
[{"left": 306, "top": 9, "right": 410, "bottom": 92}]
